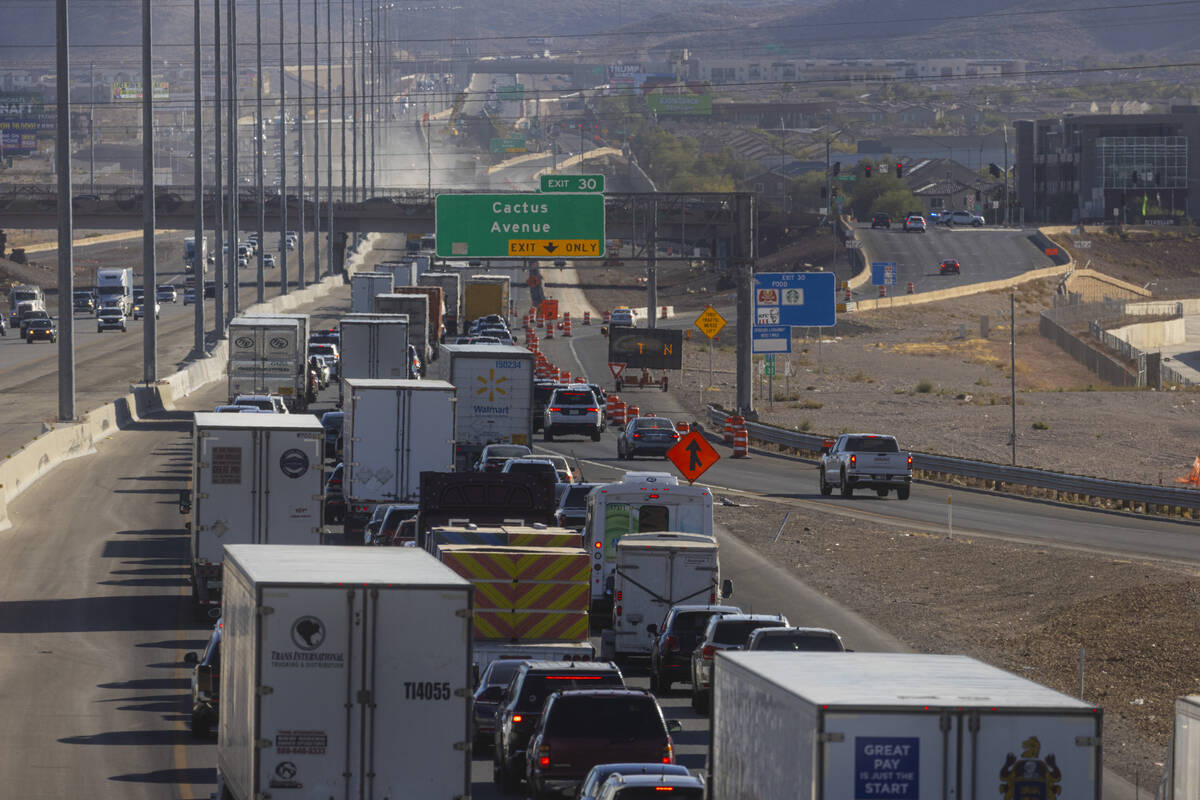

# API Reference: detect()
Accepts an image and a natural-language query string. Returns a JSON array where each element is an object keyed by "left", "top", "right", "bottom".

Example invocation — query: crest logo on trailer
[
  {"left": 291, "top": 616, "right": 325, "bottom": 650},
  {"left": 234, "top": 335, "right": 254, "bottom": 349},
  {"left": 271, "top": 615, "right": 345, "bottom": 669},
  {"left": 269, "top": 336, "right": 289, "bottom": 349},
  {"left": 269, "top": 760, "right": 302, "bottom": 789},
  {"left": 279, "top": 448, "right": 310, "bottom": 479}
]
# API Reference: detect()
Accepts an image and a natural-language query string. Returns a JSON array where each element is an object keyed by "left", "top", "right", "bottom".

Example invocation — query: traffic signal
[
  {"left": 895, "top": 163, "right": 903, "bottom": 178},
  {"left": 832, "top": 161, "right": 841, "bottom": 176},
  {"left": 864, "top": 164, "right": 872, "bottom": 178},
  {"left": 988, "top": 163, "right": 1001, "bottom": 178}
]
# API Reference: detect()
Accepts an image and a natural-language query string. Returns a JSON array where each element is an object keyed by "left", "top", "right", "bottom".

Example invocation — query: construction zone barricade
[
  {"left": 583, "top": 311, "right": 591, "bottom": 325},
  {"left": 731, "top": 416, "right": 749, "bottom": 458}
]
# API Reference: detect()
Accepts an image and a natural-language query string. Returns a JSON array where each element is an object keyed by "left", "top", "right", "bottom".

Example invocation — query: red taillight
[
  {"left": 709, "top": 591, "right": 716, "bottom": 603},
  {"left": 662, "top": 740, "right": 674, "bottom": 764},
  {"left": 548, "top": 407, "right": 562, "bottom": 412},
  {"left": 594, "top": 541, "right": 602, "bottom": 549},
  {"left": 511, "top": 714, "right": 523, "bottom": 723},
  {"left": 666, "top": 635, "right": 679, "bottom": 652},
  {"left": 907, "top": 455, "right": 913, "bottom": 467},
  {"left": 849, "top": 454, "right": 857, "bottom": 466},
  {"left": 654, "top": 788, "right": 674, "bottom": 792},
  {"left": 701, "top": 645, "right": 716, "bottom": 660},
  {"left": 587, "top": 407, "right": 599, "bottom": 412},
  {"left": 616, "top": 605, "right": 623, "bottom": 616},
  {"left": 538, "top": 745, "right": 550, "bottom": 768},
  {"left": 616, "top": 591, "right": 622, "bottom": 601},
  {"left": 647, "top": 493, "right": 659, "bottom": 499},
  {"left": 633, "top": 433, "right": 642, "bottom": 438}
]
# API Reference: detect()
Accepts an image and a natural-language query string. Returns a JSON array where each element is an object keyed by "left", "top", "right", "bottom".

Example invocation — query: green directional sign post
[
  {"left": 540, "top": 174, "right": 605, "bottom": 193},
  {"left": 435, "top": 193, "right": 606, "bottom": 259}
]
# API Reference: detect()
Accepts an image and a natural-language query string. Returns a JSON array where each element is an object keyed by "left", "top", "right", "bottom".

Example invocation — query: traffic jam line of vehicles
[{"left": 158, "top": 257, "right": 1175, "bottom": 800}]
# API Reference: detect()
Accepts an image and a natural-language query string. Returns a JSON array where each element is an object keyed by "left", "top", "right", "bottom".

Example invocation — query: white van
[{"left": 583, "top": 472, "right": 713, "bottom": 619}]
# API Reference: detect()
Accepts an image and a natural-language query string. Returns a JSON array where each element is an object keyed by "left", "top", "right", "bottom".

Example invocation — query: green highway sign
[
  {"left": 834, "top": 175, "right": 857, "bottom": 181},
  {"left": 489, "top": 135, "right": 526, "bottom": 154},
  {"left": 435, "top": 193, "right": 606, "bottom": 259},
  {"left": 540, "top": 174, "right": 605, "bottom": 193}
]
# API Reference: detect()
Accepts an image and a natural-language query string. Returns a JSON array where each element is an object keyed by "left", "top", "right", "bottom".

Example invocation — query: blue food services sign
[
  {"left": 754, "top": 272, "right": 836, "bottom": 327},
  {"left": 855, "top": 737, "right": 918, "bottom": 799}
]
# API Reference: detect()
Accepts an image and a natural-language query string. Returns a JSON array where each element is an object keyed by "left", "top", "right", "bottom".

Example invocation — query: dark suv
[
  {"left": 745, "top": 625, "right": 846, "bottom": 652},
  {"left": 647, "top": 604, "right": 741, "bottom": 694},
  {"left": 183, "top": 619, "right": 221, "bottom": 737},
  {"left": 493, "top": 661, "right": 626, "bottom": 792},
  {"left": 690, "top": 612, "right": 788, "bottom": 713},
  {"left": 525, "top": 689, "right": 681, "bottom": 800},
  {"left": 871, "top": 213, "right": 891, "bottom": 229}
]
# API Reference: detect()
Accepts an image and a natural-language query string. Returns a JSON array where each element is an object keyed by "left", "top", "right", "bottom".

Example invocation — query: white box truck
[
  {"left": 420, "top": 272, "right": 462, "bottom": 336},
  {"left": 436, "top": 344, "right": 534, "bottom": 471},
  {"left": 375, "top": 293, "right": 430, "bottom": 368},
  {"left": 1162, "top": 694, "right": 1200, "bottom": 799},
  {"left": 709, "top": 652, "right": 1103, "bottom": 800},
  {"left": 215, "top": 545, "right": 473, "bottom": 800},
  {"left": 337, "top": 316, "right": 411, "bottom": 403},
  {"left": 584, "top": 472, "right": 714, "bottom": 620},
  {"left": 183, "top": 413, "right": 325, "bottom": 619},
  {"left": 342, "top": 378, "right": 456, "bottom": 539},
  {"left": 96, "top": 266, "right": 134, "bottom": 314},
  {"left": 350, "top": 271, "right": 394, "bottom": 313},
  {"left": 379, "top": 259, "right": 417, "bottom": 287},
  {"left": 227, "top": 315, "right": 309, "bottom": 411},
  {"left": 609, "top": 532, "right": 729, "bottom": 658}
]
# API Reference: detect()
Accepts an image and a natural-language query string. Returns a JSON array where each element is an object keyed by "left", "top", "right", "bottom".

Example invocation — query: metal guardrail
[{"left": 705, "top": 405, "right": 1200, "bottom": 512}]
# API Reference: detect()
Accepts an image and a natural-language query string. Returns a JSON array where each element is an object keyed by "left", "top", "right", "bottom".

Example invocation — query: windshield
[
  {"left": 845, "top": 436, "right": 899, "bottom": 453},
  {"left": 552, "top": 391, "right": 593, "bottom": 405},
  {"left": 753, "top": 632, "right": 844, "bottom": 652},
  {"left": 544, "top": 695, "right": 662, "bottom": 738},
  {"left": 564, "top": 486, "right": 592, "bottom": 507},
  {"left": 613, "top": 788, "right": 702, "bottom": 799},
  {"left": 674, "top": 611, "right": 720, "bottom": 636},
  {"left": 506, "top": 462, "right": 555, "bottom": 476},
  {"left": 514, "top": 673, "right": 624, "bottom": 711},
  {"left": 486, "top": 445, "right": 529, "bottom": 459},
  {"left": 484, "top": 660, "right": 523, "bottom": 687},
  {"left": 635, "top": 418, "right": 674, "bottom": 430},
  {"left": 713, "top": 619, "right": 785, "bottom": 645}
]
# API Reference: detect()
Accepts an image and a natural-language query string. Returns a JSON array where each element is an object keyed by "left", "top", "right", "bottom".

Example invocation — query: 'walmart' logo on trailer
[{"left": 476, "top": 369, "right": 508, "bottom": 402}]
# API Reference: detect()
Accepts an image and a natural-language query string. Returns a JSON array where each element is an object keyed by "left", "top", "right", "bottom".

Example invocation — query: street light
[{"left": 296, "top": 0, "right": 306, "bottom": 288}]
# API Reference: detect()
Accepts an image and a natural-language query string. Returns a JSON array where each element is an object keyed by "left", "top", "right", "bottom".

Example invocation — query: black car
[
  {"left": 493, "top": 661, "right": 626, "bottom": 793},
  {"left": 555, "top": 482, "right": 599, "bottom": 529},
  {"left": 532, "top": 380, "right": 561, "bottom": 432},
  {"left": 324, "top": 462, "right": 344, "bottom": 524},
  {"left": 472, "top": 659, "right": 526, "bottom": 752},
  {"left": 204, "top": 280, "right": 216, "bottom": 298},
  {"left": 183, "top": 619, "right": 221, "bottom": 737},
  {"left": 24, "top": 317, "right": 57, "bottom": 343},
  {"left": 648, "top": 604, "right": 741, "bottom": 694},
  {"left": 617, "top": 417, "right": 680, "bottom": 460},
  {"left": 871, "top": 213, "right": 891, "bottom": 229},
  {"left": 475, "top": 443, "right": 532, "bottom": 472},
  {"left": 320, "top": 411, "right": 344, "bottom": 460}
]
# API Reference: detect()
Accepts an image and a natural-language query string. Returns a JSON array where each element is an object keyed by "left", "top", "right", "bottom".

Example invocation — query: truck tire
[
  {"left": 839, "top": 470, "right": 854, "bottom": 498},
  {"left": 543, "top": 429, "right": 553, "bottom": 442},
  {"left": 500, "top": 760, "right": 520, "bottom": 794},
  {"left": 898, "top": 485, "right": 911, "bottom": 500},
  {"left": 818, "top": 467, "right": 832, "bottom": 496},
  {"left": 659, "top": 675, "right": 672, "bottom": 694},
  {"left": 692, "top": 689, "right": 709, "bottom": 715},
  {"left": 190, "top": 710, "right": 211, "bottom": 738},
  {"left": 591, "top": 430, "right": 601, "bottom": 442}
]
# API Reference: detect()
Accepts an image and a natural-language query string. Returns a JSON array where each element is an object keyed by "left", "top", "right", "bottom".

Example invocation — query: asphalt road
[{"left": 855, "top": 222, "right": 1055, "bottom": 295}]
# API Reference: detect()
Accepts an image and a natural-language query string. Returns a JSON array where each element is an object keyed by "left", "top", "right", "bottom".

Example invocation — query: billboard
[
  {"left": 647, "top": 92, "right": 712, "bottom": 116},
  {"left": 608, "top": 328, "right": 683, "bottom": 370},
  {"left": 0, "top": 92, "right": 42, "bottom": 155},
  {"left": 112, "top": 82, "right": 170, "bottom": 101}
]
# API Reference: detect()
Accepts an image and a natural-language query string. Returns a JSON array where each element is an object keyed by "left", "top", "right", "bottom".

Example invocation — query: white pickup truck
[{"left": 818, "top": 433, "right": 912, "bottom": 499}]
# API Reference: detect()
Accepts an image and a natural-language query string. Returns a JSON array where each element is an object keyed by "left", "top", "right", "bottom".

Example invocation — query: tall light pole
[
  {"left": 296, "top": 0, "right": 306, "bottom": 288},
  {"left": 279, "top": 0, "right": 289, "bottom": 294},
  {"left": 312, "top": 0, "right": 321, "bottom": 283},
  {"left": 142, "top": 0, "right": 158, "bottom": 382},
  {"left": 227, "top": 0, "right": 239, "bottom": 320},
  {"left": 327, "top": 0, "right": 335, "bottom": 274},
  {"left": 193, "top": 0, "right": 206, "bottom": 354},
  {"left": 368, "top": 0, "right": 376, "bottom": 196},
  {"left": 255, "top": 0, "right": 266, "bottom": 303},
  {"left": 56, "top": 0, "right": 75, "bottom": 421},
  {"left": 213, "top": 0, "right": 225, "bottom": 337},
  {"left": 350, "top": 0, "right": 358, "bottom": 202},
  {"left": 339, "top": 0, "right": 347, "bottom": 203}
]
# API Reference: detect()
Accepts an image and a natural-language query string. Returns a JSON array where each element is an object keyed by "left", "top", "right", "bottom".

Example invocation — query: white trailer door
[
  {"left": 346, "top": 389, "right": 400, "bottom": 504},
  {"left": 821, "top": 710, "right": 953, "bottom": 800},
  {"left": 965, "top": 711, "right": 1100, "bottom": 800},
  {"left": 194, "top": 430, "right": 259, "bottom": 564},
  {"left": 401, "top": 388, "right": 455, "bottom": 498},
  {"left": 614, "top": 549, "right": 671, "bottom": 654},
  {"left": 258, "top": 586, "right": 357, "bottom": 799},
  {"left": 260, "top": 429, "right": 324, "bottom": 545},
  {"left": 670, "top": 548, "right": 718, "bottom": 607},
  {"left": 367, "top": 586, "right": 472, "bottom": 799},
  {"left": 376, "top": 323, "right": 410, "bottom": 378}
]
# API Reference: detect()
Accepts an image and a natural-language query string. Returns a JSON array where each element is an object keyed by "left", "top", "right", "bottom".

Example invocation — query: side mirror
[
  {"left": 646, "top": 623, "right": 658, "bottom": 635},
  {"left": 178, "top": 489, "right": 191, "bottom": 515},
  {"left": 196, "top": 664, "right": 214, "bottom": 694},
  {"left": 721, "top": 579, "right": 734, "bottom": 599},
  {"left": 183, "top": 651, "right": 199, "bottom": 665},
  {"left": 666, "top": 719, "right": 683, "bottom": 734}
]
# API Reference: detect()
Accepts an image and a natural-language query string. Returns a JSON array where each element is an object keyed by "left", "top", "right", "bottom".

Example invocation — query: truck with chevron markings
[{"left": 427, "top": 525, "right": 594, "bottom": 674}]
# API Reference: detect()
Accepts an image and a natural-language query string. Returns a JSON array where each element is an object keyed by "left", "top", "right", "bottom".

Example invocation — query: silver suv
[
  {"left": 97, "top": 308, "right": 128, "bottom": 332},
  {"left": 543, "top": 385, "right": 602, "bottom": 442},
  {"left": 946, "top": 209, "right": 984, "bottom": 227},
  {"left": 690, "top": 612, "right": 788, "bottom": 713}
]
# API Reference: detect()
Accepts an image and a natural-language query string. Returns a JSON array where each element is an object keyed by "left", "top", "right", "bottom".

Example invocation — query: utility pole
[
  {"left": 255, "top": 0, "right": 265, "bottom": 304},
  {"left": 825, "top": 137, "right": 833, "bottom": 233},
  {"left": 56, "top": 0, "right": 75, "bottom": 421},
  {"left": 340, "top": 0, "right": 347, "bottom": 202},
  {"left": 735, "top": 193, "right": 756, "bottom": 415},
  {"left": 647, "top": 197, "right": 657, "bottom": 330},
  {"left": 1010, "top": 292, "right": 1016, "bottom": 465},
  {"left": 142, "top": 0, "right": 158, "bottom": 382},
  {"left": 193, "top": 0, "right": 205, "bottom": 355},
  {"left": 279, "top": 0, "right": 289, "bottom": 294},
  {"left": 213, "top": 0, "right": 225, "bottom": 338},
  {"left": 296, "top": 0, "right": 306, "bottom": 288},
  {"left": 350, "top": 0, "right": 358, "bottom": 203},
  {"left": 88, "top": 61, "right": 95, "bottom": 195},
  {"left": 368, "top": 0, "right": 376, "bottom": 197},
  {"left": 327, "top": 0, "right": 335, "bottom": 274},
  {"left": 1003, "top": 123, "right": 1011, "bottom": 228}
]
